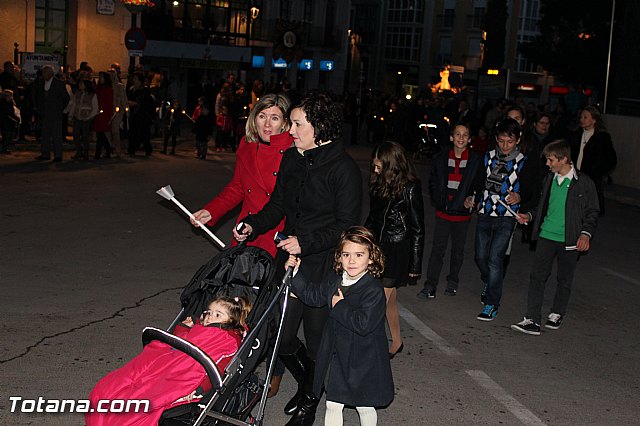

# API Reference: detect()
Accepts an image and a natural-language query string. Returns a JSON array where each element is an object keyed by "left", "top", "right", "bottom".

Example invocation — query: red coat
[
  {"left": 85, "top": 323, "right": 241, "bottom": 426},
  {"left": 93, "top": 85, "right": 114, "bottom": 132},
  {"left": 203, "top": 132, "right": 293, "bottom": 257}
]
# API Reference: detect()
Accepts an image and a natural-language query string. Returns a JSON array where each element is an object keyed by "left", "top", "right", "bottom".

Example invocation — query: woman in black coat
[
  {"left": 235, "top": 91, "right": 362, "bottom": 426},
  {"left": 570, "top": 106, "right": 616, "bottom": 215}
]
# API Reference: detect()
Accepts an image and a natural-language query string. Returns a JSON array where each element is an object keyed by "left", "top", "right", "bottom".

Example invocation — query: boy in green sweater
[{"left": 511, "top": 139, "right": 599, "bottom": 335}]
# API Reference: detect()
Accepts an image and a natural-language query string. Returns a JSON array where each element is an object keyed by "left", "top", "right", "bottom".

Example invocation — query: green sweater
[{"left": 539, "top": 176, "right": 571, "bottom": 242}]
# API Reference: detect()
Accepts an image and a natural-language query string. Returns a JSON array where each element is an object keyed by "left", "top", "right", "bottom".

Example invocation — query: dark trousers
[
  {"left": 94, "top": 132, "right": 111, "bottom": 159},
  {"left": 1, "top": 128, "right": 14, "bottom": 152},
  {"left": 278, "top": 295, "right": 328, "bottom": 360},
  {"left": 196, "top": 138, "right": 208, "bottom": 158},
  {"left": 163, "top": 127, "right": 178, "bottom": 153},
  {"left": 474, "top": 215, "right": 516, "bottom": 306},
  {"left": 41, "top": 116, "right": 64, "bottom": 159},
  {"left": 425, "top": 215, "right": 471, "bottom": 290},
  {"left": 128, "top": 121, "right": 151, "bottom": 155},
  {"left": 73, "top": 118, "right": 93, "bottom": 157},
  {"left": 525, "top": 237, "right": 579, "bottom": 324}
]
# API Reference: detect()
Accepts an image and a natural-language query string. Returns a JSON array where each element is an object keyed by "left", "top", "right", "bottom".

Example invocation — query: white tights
[{"left": 324, "top": 400, "right": 377, "bottom": 426}]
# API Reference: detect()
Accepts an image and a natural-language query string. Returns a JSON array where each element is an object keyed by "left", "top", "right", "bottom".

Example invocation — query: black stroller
[{"left": 143, "top": 244, "right": 294, "bottom": 426}]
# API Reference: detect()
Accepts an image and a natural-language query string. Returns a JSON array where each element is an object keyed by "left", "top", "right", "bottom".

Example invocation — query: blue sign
[
  {"left": 272, "top": 58, "right": 289, "bottom": 69},
  {"left": 299, "top": 59, "right": 313, "bottom": 71},
  {"left": 252, "top": 55, "right": 265, "bottom": 68},
  {"left": 319, "top": 60, "right": 334, "bottom": 71}
]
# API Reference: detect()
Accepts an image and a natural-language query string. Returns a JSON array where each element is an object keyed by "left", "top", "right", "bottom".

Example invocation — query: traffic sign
[{"left": 125, "top": 27, "right": 147, "bottom": 51}]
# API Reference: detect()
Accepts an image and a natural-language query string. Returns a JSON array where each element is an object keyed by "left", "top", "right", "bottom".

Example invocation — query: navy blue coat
[{"left": 291, "top": 271, "right": 394, "bottom": 407}]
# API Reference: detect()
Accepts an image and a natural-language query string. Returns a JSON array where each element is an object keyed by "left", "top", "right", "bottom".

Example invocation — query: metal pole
[
  {"left": 603, "top": 0, "right": 616, "bottom": 114},
  {"left": 128, "top": 13, "right": 137, "bottom": 75}
]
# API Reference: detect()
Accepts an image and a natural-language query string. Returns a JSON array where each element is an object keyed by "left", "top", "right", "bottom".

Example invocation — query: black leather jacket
[{"left": 365, "top": 180, "right": 425, "bottom": 274}]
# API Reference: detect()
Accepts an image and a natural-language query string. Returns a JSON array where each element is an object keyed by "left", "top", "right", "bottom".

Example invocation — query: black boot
[
  {"left": 285, "top": 392, "right": 320, "bottom": 426},
  {"left": 279, "top": 344, "right": 311, "bottom": 415},
  {"left": 285, "top": 346, "right": 319, "bottom": 426}
]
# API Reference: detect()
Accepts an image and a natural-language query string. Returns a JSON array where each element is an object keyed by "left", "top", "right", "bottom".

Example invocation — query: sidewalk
[{"left": 3, "top": 134, "right": 640, "bottom": 209}]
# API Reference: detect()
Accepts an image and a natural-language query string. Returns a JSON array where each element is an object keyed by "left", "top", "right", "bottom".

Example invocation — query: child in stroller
[{"left": 85, "top": 295, "right": 251, "bottom": 426}]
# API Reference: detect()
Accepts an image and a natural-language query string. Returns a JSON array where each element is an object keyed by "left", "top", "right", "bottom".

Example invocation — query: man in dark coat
[{"left": 33, "top": 66, "right": 69, "bottom": 161}]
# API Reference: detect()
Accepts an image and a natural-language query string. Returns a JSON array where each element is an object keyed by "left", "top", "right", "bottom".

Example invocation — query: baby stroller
[{"left": 142, "top": 243, "right": 295, "bottom": 426}]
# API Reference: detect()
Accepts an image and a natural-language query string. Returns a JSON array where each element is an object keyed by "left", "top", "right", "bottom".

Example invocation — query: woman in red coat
[
  {"left": 192, "top": 93, "right": 293, "bottom": 258},
  {"left": 93, "top": 71, "right": 114, "bottom": 160}
]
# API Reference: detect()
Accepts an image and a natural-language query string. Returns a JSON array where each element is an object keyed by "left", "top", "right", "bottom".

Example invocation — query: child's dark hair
[
  {"left": 209, "top": 295, "right": 252, "bottom": 334},
  {"left": 370, "top": 141, "right": 419, "bottom": 200},
  {"left": 495, "top": 117, "right": 522, "bottom": 140},
  {"left": 333, "top": 226, "right": 385, "bottom": 278}
]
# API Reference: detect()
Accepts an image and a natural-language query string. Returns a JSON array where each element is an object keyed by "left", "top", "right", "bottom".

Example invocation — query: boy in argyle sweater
[{"left": 472, "top": 118, "right": 539, "bottom": 321}]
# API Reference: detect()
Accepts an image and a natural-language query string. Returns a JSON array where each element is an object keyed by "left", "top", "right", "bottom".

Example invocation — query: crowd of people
[{"left": 5, "top": 59, "right": 615, "bottom": 424}]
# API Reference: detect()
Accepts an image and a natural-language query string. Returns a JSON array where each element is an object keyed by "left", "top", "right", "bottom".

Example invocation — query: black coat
[
  {"left": 429, "top": 146, "right": 482, "bottom": 216},
  {"left": 33, "top": 77, "right": 69, "bottom": 122},
  {"left": 242, "top": 140, "right": 362, "bottom": 283},
  {"left": 365, "top": 180, "right": 425, "bottom": 274},
  {"left": 569, "top": 130, "right": 617, "bottom": 180},
  {"left": 291, "top": 271, "right": 394, "bottom": 407}
]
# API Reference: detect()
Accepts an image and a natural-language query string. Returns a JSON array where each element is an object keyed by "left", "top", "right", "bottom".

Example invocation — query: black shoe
[
  {"left": 511, "top": 318, "right": 541, "bottom": 335},
  {"left": 545, "top": 313, "right": 563, "bottom": 330},
  {"left": 389, "top": 342, "right": 404, "bottom": 359},
  {"left": 444, "top": 287, "right": 457, "bottom": 296},
  {"left": 417, "top": 288, "right": 436, "bottom": 300},
  {"left": 285, "top": 393, "right": 319, "bottom": 426}
]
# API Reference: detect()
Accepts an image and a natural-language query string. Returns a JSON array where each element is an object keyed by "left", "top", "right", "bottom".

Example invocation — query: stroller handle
[{"left": 142, "top": 327, "right": 223, "bottom": 391}]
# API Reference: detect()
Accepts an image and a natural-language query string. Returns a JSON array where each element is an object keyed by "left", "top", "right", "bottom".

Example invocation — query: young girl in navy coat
[{"left": 285, "top": 226, "right": 394, "bottom": 426}]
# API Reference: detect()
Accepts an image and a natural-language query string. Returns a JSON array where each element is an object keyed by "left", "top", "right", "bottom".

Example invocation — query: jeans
[
  {"left": 526, "top": 237, "right": 579, "bottom": 324},
  {"left": 425, "top": 216, "right": 471, "bottom": 290},
  {"left": 474, "top": 215, "right": 516, "bottom": 306}
]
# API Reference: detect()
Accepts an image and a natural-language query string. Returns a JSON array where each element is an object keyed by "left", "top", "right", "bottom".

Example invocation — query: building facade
[{"left": 0, "top": 0, "right": 132, "bottom": 77}]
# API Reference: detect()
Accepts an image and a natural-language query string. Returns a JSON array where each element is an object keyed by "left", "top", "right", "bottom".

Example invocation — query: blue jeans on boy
[{"left": 474, "top": 215, "right": 517, "bottom": 306}]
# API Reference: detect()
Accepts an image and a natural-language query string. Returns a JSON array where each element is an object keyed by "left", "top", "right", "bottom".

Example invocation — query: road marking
[
  {"left": 466, "top": 370, "right": 547, "bottom": 426},
  {"left": 601, "top": 267, "right": 640, "bottom": 286},
  {"left": 397, "top": 303, "right": 462, "bottom": 356}
]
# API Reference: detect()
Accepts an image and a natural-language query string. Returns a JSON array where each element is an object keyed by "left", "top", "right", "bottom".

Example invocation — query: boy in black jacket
[
  {"left": 418, "top": 123, "right": 481, "bottom": 299},
  {"left": 511, "top": 140, "right": 598, "bottom": 335},
  {"left": 193, "top": 105, "right": 214, "bottom": 159}
]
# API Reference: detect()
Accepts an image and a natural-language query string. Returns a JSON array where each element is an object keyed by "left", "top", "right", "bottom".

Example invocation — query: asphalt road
[{"left": 1, "top": 140, "right": 639, "bottom": 426}]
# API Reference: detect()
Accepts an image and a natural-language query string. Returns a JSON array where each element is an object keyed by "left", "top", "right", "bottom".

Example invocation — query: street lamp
[
  {"left": 121, "top": 0, "right": 156, "bottom": 13},
  {"left": 604, "top": 0, "right": 616, "bottom": 114}
]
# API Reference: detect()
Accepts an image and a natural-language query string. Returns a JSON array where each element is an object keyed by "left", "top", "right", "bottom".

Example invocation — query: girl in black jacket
[
  {"left": 365, "top": 141, "right": 425, "bottom": 357},
  {"left": 286, "top": 227, "right": 393, "bottom": 426}
]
